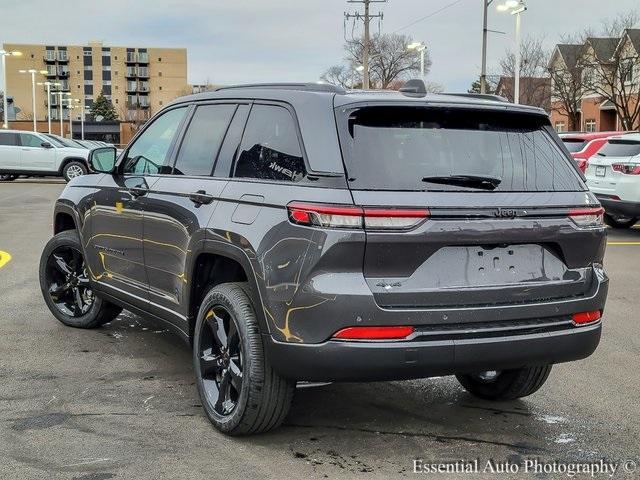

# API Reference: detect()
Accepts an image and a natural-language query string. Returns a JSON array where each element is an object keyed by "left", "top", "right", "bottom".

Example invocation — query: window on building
[
  {"left": 159, "top": 86, "right": 162, "bottom": 90},
  {"left": 173, "top": 104, "right": 236, "bottom": 176},
  {"left": 584, "top": 119, "right": 596, "bottom": 132},
  {"left": 555, "top": 122, "right": 566, "bottom": 133},
  {"left": 234, "top": 105, "right": 306, "bottom": 182},
  {"left": 158, "top": 57, "right": 162, "bottom": 62},
  {"left": 158, "top": 72, "right": 162, "bottom": 77},
  {"left": 622, "top": 59, "right": 634, "bottom": 84}
]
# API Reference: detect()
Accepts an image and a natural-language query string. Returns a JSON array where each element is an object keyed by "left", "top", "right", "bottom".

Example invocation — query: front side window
[
  {"left": 234, "top": 105, "right": 306, "bottom": 182},
  {"left": 173, "top": 104, "right": 236, "bottom": 176},
  {"left": 124, "top": 106, "right": 188, "bottom": 175},
  {"left": 20, "top": 133, "right": 44, "bottom": 148}
]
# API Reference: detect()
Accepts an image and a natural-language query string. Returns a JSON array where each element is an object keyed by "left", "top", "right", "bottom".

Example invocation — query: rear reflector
[
  {"left": 576, "top": 159, "right": 588, "bottom": 172},
  {"left": 287, "top": 202, "right": 429, "bottom": 230},
  {"left": 572, "top": 310, "right": 601, "bottom": 325},
  {"left": 568, "top": 207, "right": 604, "bottom": 228},
  {"left": 333, "top": 326, "right": 415, "bottom": 340}
]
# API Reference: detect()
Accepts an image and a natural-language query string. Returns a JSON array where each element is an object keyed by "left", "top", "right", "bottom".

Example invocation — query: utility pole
[
  {"left": 345, "top": 0, "right": 386, "bottom": 89},
  {"left": 480, "top": 0, "right": 489, "bottom": 93}
]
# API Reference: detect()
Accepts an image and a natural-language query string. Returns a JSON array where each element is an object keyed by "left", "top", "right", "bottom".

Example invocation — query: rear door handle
[{"left": 189, "top": 190, "right": 214, "bottom": 205}]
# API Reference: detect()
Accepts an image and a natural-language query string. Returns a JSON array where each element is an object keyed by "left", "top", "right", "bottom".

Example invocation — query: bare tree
[
  {"left": 548, "top": 51, "right": 583, "bottom": 131},
  {"left": 322, "top": 33, "right": 426, "bottom": 89},
  {"left": 498, "top": 36, "right": 551, "bottom": 109},
  {"left": 320, "top": 65, "right": 360, "bottom": 89},
  {"left": 579, "top": 11, "right": 640, "bottom": 130}
]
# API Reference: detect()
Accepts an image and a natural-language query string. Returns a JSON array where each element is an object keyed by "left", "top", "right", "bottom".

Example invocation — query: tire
[
  {"left": 193, "top": 282, "right": 295, "bottom": 435},
  {"left": 456, "top": 365, "right": 552, "bottom": 400},
  {"left": 604, "top": 214, "right": 638, "bottom": 229},
  {"left": 62, "top": 161, "right": 87, "bottom": 182},
  {"left": 39, "top": 230, "right": 122, "bottom": 328},
  {"left": 0, "top": 174, "right": 17, "bottom": 181}
]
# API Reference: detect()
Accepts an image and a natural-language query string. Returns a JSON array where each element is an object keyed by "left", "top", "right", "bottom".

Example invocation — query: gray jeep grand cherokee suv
[{"left": 39, "top": 82, "right": 608, "bottom": 435}]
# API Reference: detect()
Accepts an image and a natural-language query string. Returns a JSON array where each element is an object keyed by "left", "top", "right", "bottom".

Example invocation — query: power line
[{"left": 392, "top": 0, "right": 467, "bottom": 33}]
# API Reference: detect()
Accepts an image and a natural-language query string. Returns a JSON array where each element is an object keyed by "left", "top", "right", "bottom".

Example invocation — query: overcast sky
[{"left": 2, "top": 0, "right": 639, "bottom": 92}]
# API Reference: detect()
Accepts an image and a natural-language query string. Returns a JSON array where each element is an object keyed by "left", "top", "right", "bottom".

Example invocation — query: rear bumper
[
  {"left": 596, "top": 195, "right": 640, "bottom": 218},
  {"left": 266, "top": 322, "right": 602, "bottom": 382}
]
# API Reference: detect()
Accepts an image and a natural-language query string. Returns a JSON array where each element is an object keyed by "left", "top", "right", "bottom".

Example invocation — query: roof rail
[
  {"left": 215, "top": 83, "right": 346, "bottom": 94},
  {"left": 441, "top": 92, "right": 509, "bottom": 102}
]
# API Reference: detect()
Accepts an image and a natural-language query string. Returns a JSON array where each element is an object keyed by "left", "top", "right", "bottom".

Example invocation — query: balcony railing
[
  {"left": 57, "top": 67, "right": 70, "bottom": 77},
  {"left": 138, "top": 82, "right": 150, "bottom": 92},
  {"left": 137, "top": 67, "right": 149, "bottom": 78},
  {"left": 137, "top": 52, "right": 149, "bottom": 64},
  {"left": 138, "top": 97, "right": 150, "bottom": 107},
  {"left": 126, "top": 67, "right": 137, "bottom": 77},
  {"left": 46, "top": 66, "right": 57, "bottom": 77},
  {"left": 45, "top": 51, "right": 56, "bottom": 62},
  {"left": 126, "top": 81, "right": 138, "bottom": 92},
  {"left": 57, "top": 51, "right": 68, "bottom": 62},
  {"left": 59, "top": 80, "right": 70, "bottom": 91},
  {"left": 126, "top": 52, "right": 137, "bottom": 63}
]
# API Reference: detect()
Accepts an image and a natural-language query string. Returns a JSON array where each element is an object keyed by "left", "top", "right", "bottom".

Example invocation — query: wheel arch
[
  {"left": 58, "top": 157, "right": 89, "bottom": 174},
  {"left": 187, "top": 239, "right": 270, "bottom": 340}
]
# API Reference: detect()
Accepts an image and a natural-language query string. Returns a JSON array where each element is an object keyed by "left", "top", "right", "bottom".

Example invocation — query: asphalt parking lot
[{"left": 1, "top": 179, "right": 639, "bottom": 479}]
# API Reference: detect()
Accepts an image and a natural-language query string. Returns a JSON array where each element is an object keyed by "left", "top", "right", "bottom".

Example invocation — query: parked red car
[{"left": 560, "top": 132, "right": 627, "bottom": 172}]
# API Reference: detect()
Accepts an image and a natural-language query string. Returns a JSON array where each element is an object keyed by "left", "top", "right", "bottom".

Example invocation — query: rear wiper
[{"left": 421, "top": 174, "right": 502, "bottom": 190}]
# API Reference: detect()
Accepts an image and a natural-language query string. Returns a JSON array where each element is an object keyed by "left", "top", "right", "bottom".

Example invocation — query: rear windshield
[
  {"left": 561, "top": 138, "right": 587, "bottom": 153},
  {"left": 337, "top": 107, "right": 583, "bottom": 192},
  {"left": 597, "top": 140, "right": 640, "bottom": 157}
]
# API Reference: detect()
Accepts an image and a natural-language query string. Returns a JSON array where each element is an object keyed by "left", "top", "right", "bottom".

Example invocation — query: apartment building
[
  {"left": 2, "top": 41, "right": 187, "bottom": 123},
  {"left": 549, "top": 30, "right": 640, "bottom": 133}
]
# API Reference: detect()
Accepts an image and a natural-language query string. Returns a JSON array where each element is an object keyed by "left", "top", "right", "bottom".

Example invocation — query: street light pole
[
  {"left": 1, "top": 49, "right": 23, "bottom": 129},
  {"left": 407, "top": 42, "right": 427, "bottom": 80},
  {"left": 55, "top": 91, "right": 70, "bottom": 136},
  {"left": 496, "top": 0, "right": 527, "bottom": 104},
  {"left": 481, "top": 0, "right": 489, "bottom": 93},
  {"left": 37, "top": 82, "right": 60, "bottom": 134},
  {"left": 20, "top": 69, "right": 47, "bottom": 131},
  {"left": 513, "top": 8, "right": 523, "bottom": 104}
]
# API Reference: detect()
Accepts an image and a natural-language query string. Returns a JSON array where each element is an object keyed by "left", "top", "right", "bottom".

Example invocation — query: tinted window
[
  {"left": 338, "top": 107, "right": 583, "bottom": 192},
  {"left": 597, "top": 140, "right": 640, "bottom": 157},
  {"left": 173, "top": 104, "right": 236, "bottom": 176},
  {"left": 234, "top": 105, "right": 306, "bottom": 182},
  {"left": 0, "top": 132, "right": 18, "bottom": 146},
  {"left": 124, "top": 106, "right": 188, "bottom": 174},
  {"left": 562, "top": 139, "right": 587, "bottom": 153},
  {"left": 20, "top": 133, "right": 44, "bottom": 148}
]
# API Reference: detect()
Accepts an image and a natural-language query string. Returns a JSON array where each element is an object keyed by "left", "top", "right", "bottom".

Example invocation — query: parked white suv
[
  {"left": 585, "top": 132, "right": 640, "bottom": 228},
  {"left": 0, "top": 130, "right": 90, "bottom": 182}
]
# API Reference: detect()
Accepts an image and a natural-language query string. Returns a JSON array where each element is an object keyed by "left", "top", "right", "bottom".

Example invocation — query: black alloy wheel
[
  {"left": 198, "top": 306, "right": 244, "bottom": 416},
  {"left": 45, "top": 245, "right": 93, "bottom": 317}
]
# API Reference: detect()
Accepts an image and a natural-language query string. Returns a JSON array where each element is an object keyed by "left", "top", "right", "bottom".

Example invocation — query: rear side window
[
  {"left": 0, "top": 132, "right": 18, "bottom": 146},
  {"left": 338, "top": 107, "right": 584, "bottom": 192},
  {"left": 562, "top": 139, "right": 587, "bottom": 153},
  {"left": 233, "top": 105, "right": 306, "bottom": 182},
  {"left": 597, "top": 140, "right": 640, "bottom": 157},
  {"left": 173, "top": 104, "right": 236, "bottom": 176}
]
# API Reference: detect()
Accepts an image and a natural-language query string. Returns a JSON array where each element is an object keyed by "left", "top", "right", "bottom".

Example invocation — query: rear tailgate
[{"left": 337, "top": 105, "right": 605, "bottom": 309}]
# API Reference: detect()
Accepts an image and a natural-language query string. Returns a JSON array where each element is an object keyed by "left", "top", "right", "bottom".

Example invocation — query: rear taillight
[
  {"left": 612, "top": 163, "right": 640, "bottom": 175},
  {"left": 569, "top": 207, "right": 604, "bottom": 228},
  {"left": 572, "top": 310, "right": 601, "bottom": 325},
  {"left": 287, "top": 202, "right": 429, "bottom": 230},
  {"left": 333, "top": 325, "right": 415, "bottom": 340}
]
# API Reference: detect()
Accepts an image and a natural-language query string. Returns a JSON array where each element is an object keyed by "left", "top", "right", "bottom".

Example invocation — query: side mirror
[
  {"left": 88, "top": 146, "right": 117, "bottom": 174},
  {"left": 41, "top": 142, "right": 53, "bottom": 149}
]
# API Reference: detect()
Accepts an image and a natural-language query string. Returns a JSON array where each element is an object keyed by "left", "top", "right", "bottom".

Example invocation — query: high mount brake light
[
  {"left": 568, "top": 207, "right": 604, "bottom": 228},
  {"left": 572, "top": 310, "right": 601, "bottom": 325},
  {"left": 612, "top": 163, "right": 640, "bottom": 175},
  {"left": 287, "top": 202, "right": 429, "bottom": 230},
  {"left": 333, "top": 326, "right": 415, "bottom": 340}
]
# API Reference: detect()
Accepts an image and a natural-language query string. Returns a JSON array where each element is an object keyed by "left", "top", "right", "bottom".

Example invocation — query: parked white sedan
[
  {"left": 0, "top": 130, "right": 90, "bottom": 182},
  {"left": 585, "top": 132, "right": 640, "bottom": 228}
]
